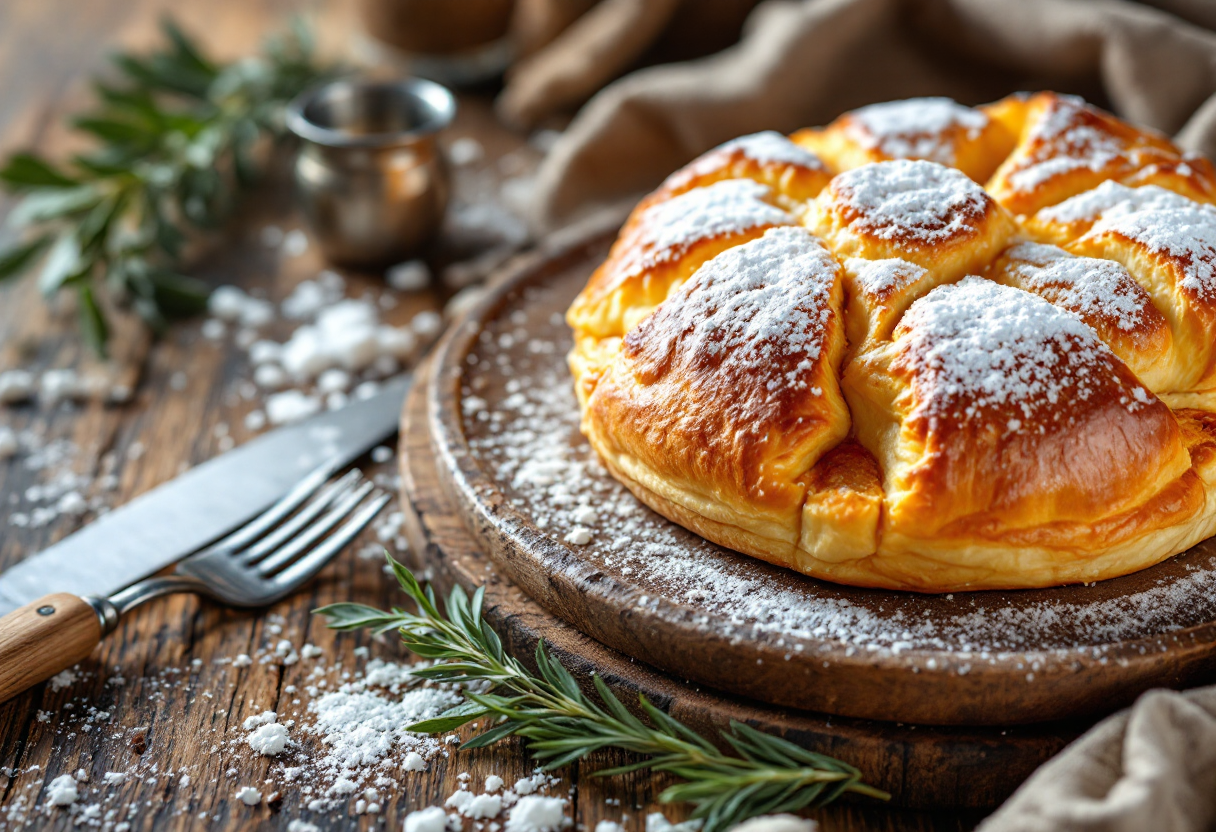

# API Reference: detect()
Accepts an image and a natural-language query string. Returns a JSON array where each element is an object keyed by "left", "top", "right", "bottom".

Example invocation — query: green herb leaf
[
  {"left": 38, "top": 234, "right": 84, "bottom": 297},
  {"left": 313, "top": 602, "right": 407, "bottom": 633},
  {"left": 0, "top": 154, "right": 79, "bottom": 190},
  {"left": 8, "top": 186, "right": 101, "bottom": 227},
  {"left": 77, "top": 284, "right": 109, "bottom": 358},
  {"left": 0, "top": 235, "right": 52, "bottom": 281}
]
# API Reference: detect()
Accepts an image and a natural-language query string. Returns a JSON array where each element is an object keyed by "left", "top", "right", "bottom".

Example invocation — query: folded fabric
[
  {"left": 979, "top": 687, "right": 1216, "bottom": 832},
  {"left": 529, "top": 0, "right": 1216, "bottom": 231}
]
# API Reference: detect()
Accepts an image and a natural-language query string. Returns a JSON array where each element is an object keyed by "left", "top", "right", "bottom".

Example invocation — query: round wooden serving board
[
  {"left": 414, "top": 212, "right": 1216, "bottom": 729},
  {"left": 400, "top": 355, "right": 1087, "bottom": 811}
]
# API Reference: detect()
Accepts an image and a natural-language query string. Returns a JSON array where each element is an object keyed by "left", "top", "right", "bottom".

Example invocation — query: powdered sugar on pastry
[
  {"left": 1088, "top": 206, "right": 1216, "bottom": 297},
  {"left": 895, "top": 276, "right": 1150, "bottom": 424},
  {"left": 1037, "top": 181, "right": 1203, "bottom": 224},
  {"left": 624, "top": 226, "right": 837, "bottom": 392},
  {"left": 1006, "top": 96, "right": 1126, "bottom": 192},
  {"left": 690, "top": 131, "right": 828, "bottom": 173},
  {"left": 844, "top": 257, "right": 928, "bottom": 298},
  {"left": 827, "top": 160, "right": 993, "bottom": 245},
  {"left": 615, "top": 179, "right": 793, "bottom": 279},
  {"left": 845, "top": 98, "right": 988, "bottom": 164},
  {"left": 999, "top": 242, "right": 1150, "bottom": 333}
]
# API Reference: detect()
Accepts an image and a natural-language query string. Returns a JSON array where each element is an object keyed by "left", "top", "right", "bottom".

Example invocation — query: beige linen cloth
[
  {"left": 524, "top": 0, "right": 1216, "bottom": 231},
  {"left": 513, "top": 1, "right": 1216, "bottom": 828}
]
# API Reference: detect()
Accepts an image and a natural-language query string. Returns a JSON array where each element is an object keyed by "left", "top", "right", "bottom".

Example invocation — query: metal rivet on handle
[{"left": 36, "top": 606, "right": 55, "bottom": 616}]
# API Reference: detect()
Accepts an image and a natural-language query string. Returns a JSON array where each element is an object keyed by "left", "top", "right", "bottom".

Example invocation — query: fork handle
[{"left": 0, "top": 593, "right": 104, "bottom": 704}]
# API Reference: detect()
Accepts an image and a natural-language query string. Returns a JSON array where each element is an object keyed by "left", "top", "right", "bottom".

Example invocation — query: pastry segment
[{"left": 583, "top": 227, "right": 849, "bottom": 556}]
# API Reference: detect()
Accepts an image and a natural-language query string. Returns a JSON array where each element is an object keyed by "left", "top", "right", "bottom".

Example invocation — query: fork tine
[
  {"left": 270, "top": 492, "right": 391, "bottom": 590},
  {"left": 256, "top": 481, "right": 377, "bottom": 576},
  {"left": 207, "top": 459, "right": 340, "bottom": 553},
  {"left": 238, "top": 470, "right": 364, "bottom": 565}
]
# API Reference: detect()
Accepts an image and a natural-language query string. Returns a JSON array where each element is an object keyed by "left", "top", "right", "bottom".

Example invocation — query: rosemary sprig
[
  {"left": 0, "top": 17, "right": 337, "bottom": 355},
  {"left": 316, "top": 557, "right": 889, "bottom": 832}
]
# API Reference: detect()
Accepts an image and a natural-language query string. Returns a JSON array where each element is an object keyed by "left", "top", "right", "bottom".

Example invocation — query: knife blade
[{"left": 0, "top": 374, "right": 411, "bottom": 615}]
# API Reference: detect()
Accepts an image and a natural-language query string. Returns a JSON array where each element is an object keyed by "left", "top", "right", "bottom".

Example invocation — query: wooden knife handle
[{"left": 0, "top": 593, "right": 102, "bottom": 704}]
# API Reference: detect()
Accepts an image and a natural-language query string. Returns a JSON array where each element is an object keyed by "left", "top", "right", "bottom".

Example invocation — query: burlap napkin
[
  {"left": 527, "top": 0, "right": 1216, "bottom": 232},
  {"left": 981, "top": 688, "right": 1216, "bottom": 832}
]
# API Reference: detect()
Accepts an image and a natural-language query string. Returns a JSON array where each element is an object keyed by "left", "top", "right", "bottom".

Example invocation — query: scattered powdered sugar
[
  {"left": 505, "top": 796, "right": 567, "bottom": 832},
  {"left": 45, "top": 775, "right": 78, "bottom": 807},
  {"left": 844, "top": 257, "right": 928, "bottom": 298},
  {"left": 247, "top": 722, "right": 290, "bottom": 756},
  {"left": 826, "top": 160, "right": 992, "bottom": 245},
  {"left": 300, "top": 664, "right": 460, "bottom": 809},
  {"left": 623, "top": 227, "right": 838, "bottom": 397},
  {"left": 614, "top": 180, "right": 792, "bottom": 280},
  {"left": 405, "top": 806, "right": 449, "bottom": 832},
  {"left": 999, "top": 242, "right": 1151, "bottom": 333},
  {"left": 1036, "top": 180, "right": 1204, "bottom": 224},
  {"left": 689, "top": 131, "right": 827, "bottom": 173},
  {"left": 894, "top": 276, "right": 1148, "bottom": 424},
  {"left": 463, "top": 277, "right": 1216, "bottom": 657},
  {"left": 235, "top": 786, "right": 262, "bottom": 806},
  {"left": 1087, "top": 206, "right": 1216, "bottom": 298},
  {"left": 844, "top": 97, "right": 988, "bottom": 165}
]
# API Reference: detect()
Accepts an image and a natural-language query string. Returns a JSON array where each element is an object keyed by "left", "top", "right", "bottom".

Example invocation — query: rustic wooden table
[{"left": 0, "top": 2, "right": 984, "bottom": 829}]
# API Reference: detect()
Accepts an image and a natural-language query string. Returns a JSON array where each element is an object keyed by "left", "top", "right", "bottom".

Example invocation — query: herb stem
[{"left": 316, "top": 555, "right": 889, "bottom": 832}]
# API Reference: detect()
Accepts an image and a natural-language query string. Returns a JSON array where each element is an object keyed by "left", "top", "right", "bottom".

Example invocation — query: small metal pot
[{"left": 286, "top": 78, "right": 456, "bottom": 268}]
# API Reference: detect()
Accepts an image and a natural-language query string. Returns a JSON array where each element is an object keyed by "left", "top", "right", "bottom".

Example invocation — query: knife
[{"left": 0, "top": 374, "right": 410, "bottom": 616}]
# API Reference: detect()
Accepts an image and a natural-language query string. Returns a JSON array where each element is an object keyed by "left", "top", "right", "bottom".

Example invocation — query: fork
[{"left": 0, "top": 464, "right": 390, "bottom": 704}]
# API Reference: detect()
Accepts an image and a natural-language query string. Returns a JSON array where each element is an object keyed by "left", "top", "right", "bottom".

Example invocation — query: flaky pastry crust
[{"left": 566, "top": 93, "right": 1216, "bottom": 592}]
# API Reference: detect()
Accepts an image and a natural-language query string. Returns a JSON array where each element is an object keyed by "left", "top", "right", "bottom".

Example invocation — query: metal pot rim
[{"left": 286, "top": 77, "right": 457, "bottom": 150}]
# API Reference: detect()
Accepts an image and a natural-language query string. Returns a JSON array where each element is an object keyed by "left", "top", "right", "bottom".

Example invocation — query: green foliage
[
  {"left": 0, "top": 16, "right": 337, "bottom": 353},
  {"left": 316, "top": 555, "right": 889, "bottom": 832}
]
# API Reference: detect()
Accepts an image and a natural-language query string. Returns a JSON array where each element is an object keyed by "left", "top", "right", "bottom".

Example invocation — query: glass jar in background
[{"left": 356, "top": 0, "right": 516, "bottom": 87}]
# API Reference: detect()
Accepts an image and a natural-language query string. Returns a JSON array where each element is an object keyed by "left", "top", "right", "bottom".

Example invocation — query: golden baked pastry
[{"left": 567, "top": 93, "right": 1216, "bottom": 592}]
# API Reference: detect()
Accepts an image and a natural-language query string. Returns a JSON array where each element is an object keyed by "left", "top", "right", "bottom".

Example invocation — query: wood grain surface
[{"left": 0, "top": 1, "right": 989, "bottom": 830}]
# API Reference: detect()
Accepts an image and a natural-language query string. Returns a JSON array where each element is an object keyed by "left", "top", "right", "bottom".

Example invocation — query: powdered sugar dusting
[
  {"left": 894, "top": 276, "right": 1150, "bottom": 425},
  {"left": 461, "top": 276, "right": 1216, "bottom": 656},
  {"left": 691, "top": 131, "right": 827, "bottom": 173},
  {"left": 1037, "top": 181, "right": 1203, "bottom": 224},
  {"left": 827, "top": 160, "right": 992, "bottom": 245},
  {"left": 1006, "top": 95, "right": 1128, "bottom": 193},
  {"left": 611, "top": 180, "right": 793, "bottom": 282},
  {"left": 1088, "top": 206, "right": 1216, "bottom": 298},
  {"left": 844, "top": 257, "right": 928, "bottom": 298},
  {"left": 845, "top": 98, "right": 988, "bottom": 165},
  {"left": 999, "top": 242, "right": 1151, "bottom": 333},
  {"left": 623, "top": 227, "right": 837, "bottom": 395}
]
